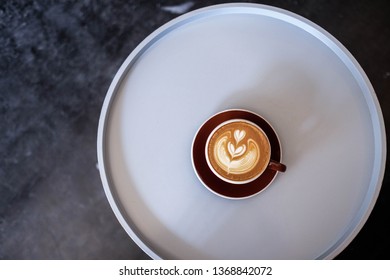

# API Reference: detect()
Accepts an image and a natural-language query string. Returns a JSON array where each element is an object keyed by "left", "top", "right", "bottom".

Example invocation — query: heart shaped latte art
[
  {"left": 234, "top": 129, "right": 246, "bottom": 144},
  {"left": 228, "top": 142, "right": 246, "bottom": 159},
  {"left": 208, "top": 121, "right": 264, "bottom": 179}
]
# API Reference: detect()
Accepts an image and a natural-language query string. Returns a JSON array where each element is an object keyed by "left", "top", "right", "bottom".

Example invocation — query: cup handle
[{"left": 268, "top": 159, "right": 287, "bottom": 172}]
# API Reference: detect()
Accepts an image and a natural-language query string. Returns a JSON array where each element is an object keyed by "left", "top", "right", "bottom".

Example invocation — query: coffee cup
[
  {"left": 192, "top": 109, "right": 286, "bottom": 199},
  {"left": 205, "top": 119, "right": 286, "bottom": 184}
]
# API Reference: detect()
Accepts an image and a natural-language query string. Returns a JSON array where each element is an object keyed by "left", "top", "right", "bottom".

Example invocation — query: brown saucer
[{"left": 192, "top": 109, "right": 282, "bottom": 199}]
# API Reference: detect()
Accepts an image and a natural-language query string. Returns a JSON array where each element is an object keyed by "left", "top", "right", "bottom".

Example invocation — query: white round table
[{"left": 97, "top": 3, "right": 386, "bottom": 259}]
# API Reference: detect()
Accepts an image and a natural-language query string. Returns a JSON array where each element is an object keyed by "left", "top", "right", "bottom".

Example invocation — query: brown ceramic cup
[
  {"left": 205, "top": 118, "right": 286, "bottom": 184},
  {"left": 192, "top": 109, "right": 286, "bottom": 199}
]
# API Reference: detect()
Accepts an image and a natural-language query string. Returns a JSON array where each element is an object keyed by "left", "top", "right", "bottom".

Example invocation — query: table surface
[{"left": 1, "top": 0, "right": 389, "bottom": 259}]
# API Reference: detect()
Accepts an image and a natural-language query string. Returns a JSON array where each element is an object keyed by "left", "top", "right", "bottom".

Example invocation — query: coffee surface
[{"left": 207, "top": 120, "right": 271, "bottom": 183}]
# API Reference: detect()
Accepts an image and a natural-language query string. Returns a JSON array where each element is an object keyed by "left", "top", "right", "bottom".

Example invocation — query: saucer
[{"left": 192, "top": 109, "right": 282, "bottom": 199}]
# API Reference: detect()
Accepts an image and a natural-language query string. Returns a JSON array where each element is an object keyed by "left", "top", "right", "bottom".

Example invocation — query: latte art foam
[
  {"left": 215, "top": 130, "right": 259, "bottom": 175},
  {"left": 207, "top": 120, "right": 271, "bottom": 183}
]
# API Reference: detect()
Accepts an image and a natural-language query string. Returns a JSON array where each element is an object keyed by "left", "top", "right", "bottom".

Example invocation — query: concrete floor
[{"left": 1, "top": 0, "right": 389, "bottom": 259}]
